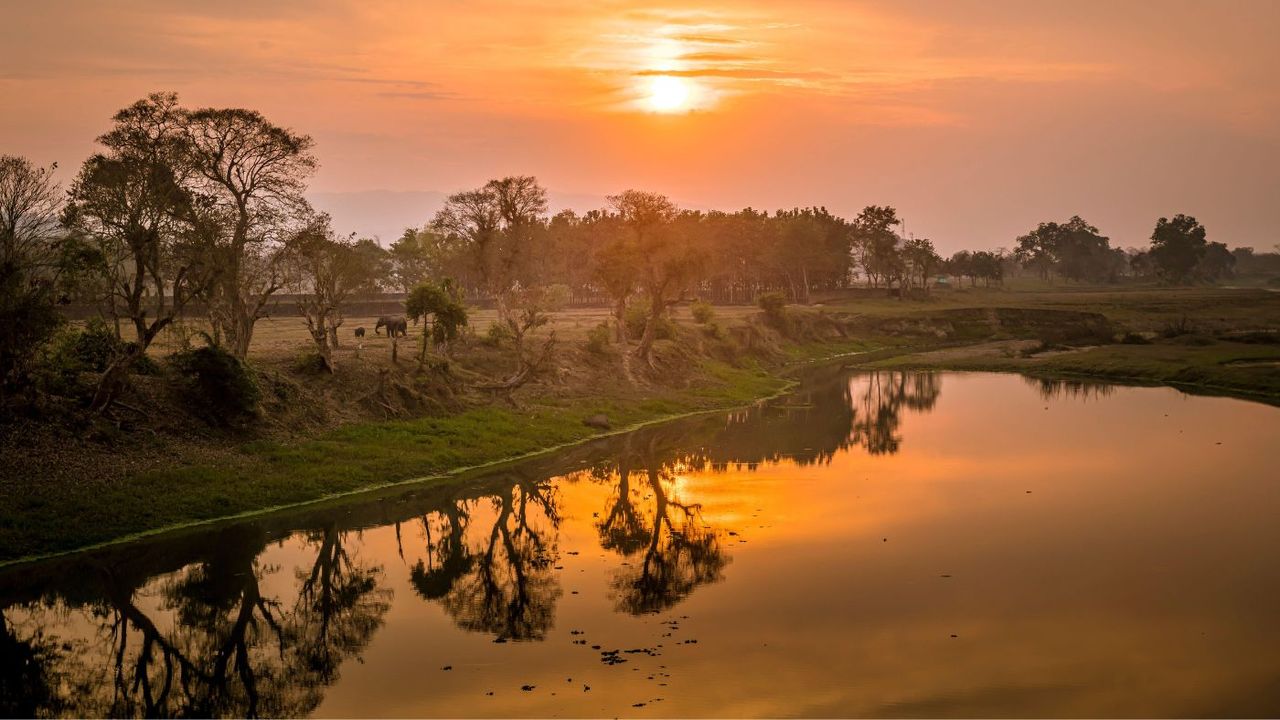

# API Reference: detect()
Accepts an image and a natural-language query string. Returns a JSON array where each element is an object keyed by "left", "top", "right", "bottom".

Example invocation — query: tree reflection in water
[
  {"left": 0, "top": 525, "right": 390, "bottom": 718},
  {"left": 1023, "top": 376, "right": 1116, "bottom": 402},
  {"left": 706, "top": 370, "right": 942, "bottom": 465},
  {"left": 405, "top": 474, "right": 562, "bottom": 641},
  {"left": 0, "top": 369, "right": 955, "bottom": 716},
  {"left": 848, "top": 371, "right": 942, "bottom": 455},
  {"left": 590, "top": 432, "right": 730, "bottom": 615}
]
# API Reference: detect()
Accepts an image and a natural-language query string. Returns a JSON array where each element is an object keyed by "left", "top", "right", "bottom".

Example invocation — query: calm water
[{"left": 3, "top": 370, "right": 1279, "bottom": 718}]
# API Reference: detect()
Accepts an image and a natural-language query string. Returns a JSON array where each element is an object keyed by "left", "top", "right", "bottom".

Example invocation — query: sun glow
[{"left": 646, "top": 75, "right": 692, "bottom": 112}]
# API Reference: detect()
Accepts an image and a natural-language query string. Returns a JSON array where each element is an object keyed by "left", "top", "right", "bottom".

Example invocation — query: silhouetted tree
[
  {"left": 182, "top": 99, "right": 318, "bottom": 358},
  {"left": 65, "top": 92, "right": 210, "bottom": 410},
  {"left": 1149, "top": 214, "right": 1208, "bottom": 284}
]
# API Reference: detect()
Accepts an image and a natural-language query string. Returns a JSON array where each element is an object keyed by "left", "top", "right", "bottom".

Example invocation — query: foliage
[
  {"left": 690, "top": 300, "right": 715, "bottom": 324},
  {"left": 484, "top": 322, "right": 514, "bottom": 347},
  {"left": 64, "top": 318, "right": 122, "bottom": 372},
  {"left": 283, "top": 214, "right": 379, "bottom": 371},
  {"left": 623, "top": 301, "right": 673, "bottom": 341},
  {"left": 1149, "top": 214, "right": 1208, "bottom": 284},
  {"left": 405, "top": 279, "right": 469, "bottom": 360},
  {"left": 169, "top": 345, "right": 260, "bottom": 426},
  {"left": 0, "top": 156, "right": 68, "bottom": 405},
  {"left": 1012, "top": 216, "right": 1124, "bottom": 283},
  {"left": 292, "top": 350, "right": 331, "bottom": 375},
  {"left": 586, "top": 322, "right": 613, "bottom": 355},
  {"left": 757, "top": 291, "right": 787, "bottom": 316}
]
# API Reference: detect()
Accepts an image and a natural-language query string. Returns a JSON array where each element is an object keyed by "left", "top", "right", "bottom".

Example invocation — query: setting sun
[{"left": 647, "top": 74, "right": 691, "bottom": 112}]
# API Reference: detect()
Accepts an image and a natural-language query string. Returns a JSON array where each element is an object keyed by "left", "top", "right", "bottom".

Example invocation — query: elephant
[
  {"left": 375, "top": 315, "right": 408, "bottom": 338},
  {"left": 354, "top": 326, "right": 366, "bottom": 338}
]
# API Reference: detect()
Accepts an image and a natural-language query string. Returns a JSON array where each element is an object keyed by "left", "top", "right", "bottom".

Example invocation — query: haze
[{"left": 3, "top": 0, "right": 1279, "bottom": 252}]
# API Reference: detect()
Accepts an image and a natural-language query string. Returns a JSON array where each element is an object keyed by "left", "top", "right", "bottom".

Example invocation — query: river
[{"left": 2, "top": 369, "right": 1278, "bottom": 717}]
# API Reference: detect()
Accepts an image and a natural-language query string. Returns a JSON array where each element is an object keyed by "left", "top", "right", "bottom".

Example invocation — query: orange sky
[{"left": 2, "top": 0, "right": 1278, "bottom": 252}]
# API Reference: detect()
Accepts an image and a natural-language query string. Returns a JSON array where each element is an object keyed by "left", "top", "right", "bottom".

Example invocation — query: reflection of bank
[
  {"left": 0, "top": 368, "right": 944, "bottom": 717},
  {"left": 0, "top": 522, "right": 391, "bottom": 718},
  {"left": 703, "top": 369, "right": 943, "bottom": 464}
]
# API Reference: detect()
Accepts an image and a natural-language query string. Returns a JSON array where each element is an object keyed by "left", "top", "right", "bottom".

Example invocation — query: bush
[
  {"left": 68, "top": 318, "right": 123, "bottom": 372},
  {"left": 690, "top": 300, "right": 715, "bottom": 325},
  {"left": 624, "top": 302, "right": 674, "bottom": 341},
  {"left": 292, "top": 350, "right": 330, "bottom": 374},
  {"left": 0, "top": 260, "right": 64, "bottom": 400},
  {"left": 169, "top": 346, "right": 259, "bottom": 426},
  {"left": 756, "top": 292, "right": 787, "bottom": 316},
  {"left": 1119, "top": 331, "right": 1151, "bottom": 345},
  {"left": 483, "top": 322, "right": 513, "bottom": 347},
  {"left": 1159, "top": 315, "right": 1194, "bottom": 338},
  {"left": 586, "top": 322, "right": 613, "bottom": 355}
]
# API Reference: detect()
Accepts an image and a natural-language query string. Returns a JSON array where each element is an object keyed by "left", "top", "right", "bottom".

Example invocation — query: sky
[{"left": 2, "top": 0, "right": 1278, "bottom": 253}]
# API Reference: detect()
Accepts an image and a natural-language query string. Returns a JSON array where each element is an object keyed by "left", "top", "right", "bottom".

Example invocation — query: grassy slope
[
  {"left": 832, "top": 285, "right": 1280, "bottom": 405},
  {"left": 0, "top": 358, "right": 793, "bottom": 564}
]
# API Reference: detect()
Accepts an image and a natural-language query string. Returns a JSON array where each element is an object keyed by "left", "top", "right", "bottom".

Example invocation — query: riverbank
[
  {"left": 3, "top": 285, "right": 1277, "bottom": 565},
  {"left": 0, "top": 338, "right": 873, "bottom": 565}
]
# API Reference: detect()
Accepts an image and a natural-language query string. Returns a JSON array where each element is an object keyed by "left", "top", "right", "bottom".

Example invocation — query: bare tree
[
  {"left": 282, "top": 216, "right": 373, "bottom": 373},
  {"left": 0, "top": 155, "right": 66, "bottom": 403},
  {"left": 431, "top": 176, "right": 546, "bottom": 326}
]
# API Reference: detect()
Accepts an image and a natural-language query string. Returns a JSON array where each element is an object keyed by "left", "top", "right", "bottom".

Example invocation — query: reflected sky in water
[{"left": 2, "top": 371, "right": 1279, "bottom": 717}]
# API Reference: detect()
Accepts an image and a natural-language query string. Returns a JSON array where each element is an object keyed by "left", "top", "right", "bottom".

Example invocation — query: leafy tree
[
  {"left": 1196, "top": 241, "right": 1234, "bottom": 281},
  {"left": 389, "top": 226, "right": 464, "bottom": 292},
  {"left": 608, "top": 190, "right": 700, "bottom": 366},
  {"left": 971, "top": 250, "right": 1004, "bottom": 286},
  {"left": 182, "top": 99, "right": 318, "bottom": 358},
  {"left": 851, "top": 205, "right": 902, "bottom": 290},
  {"left": 1149, "top": 214, "right": 1207, "bottom": 283},
  {"left": 65, "top": 93, "right": 211, "bottom": 410},
  {"left": 1014, "top": 221, "right": 1061, "bottom": 280},
  {"left": 404, "top": 279, "right": 469, "bottom": 365},
  {"left": 901, "top": 237, "right": 941, "bottom": 293}
]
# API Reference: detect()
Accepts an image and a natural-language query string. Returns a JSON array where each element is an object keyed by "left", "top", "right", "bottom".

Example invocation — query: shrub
[
  {"left": 67, "top": 318, "right": 123, "bottom": 372},
  {"left": 624, "top": 302, "right": 674, "bottom": 341},
  {"left": 756, "top": 292, "right": 787, "bottom": 316},
  {"left": 0, "top": 260, "right": 64, "bottom": 400},
  {"left": 690, "top": 300, "right": 715, "bottom": 325},
  {"left": 1159, "top": 315, "right": 1194, "bottom": 338},
  {"left": 292, "top": 350, "right": 330, "bottom": 374},
  {"left": 1119, "top": 331, "right": 1151, "bottom": 345},
  {"left": 586, "top": 322, "right": 612, "bottom": 355},
  {"left": 169, "top": 346, "right": 259, "bottom": 426},
  {"left": 483, "top": 322, "right": 513, "bottom": 347}
]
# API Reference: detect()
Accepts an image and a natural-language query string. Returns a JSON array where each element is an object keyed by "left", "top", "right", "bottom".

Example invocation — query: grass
[{"left": 0, "top": 359, "right": 792, "bottom": 565}]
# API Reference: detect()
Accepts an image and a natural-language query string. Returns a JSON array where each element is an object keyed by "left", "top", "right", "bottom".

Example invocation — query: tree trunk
[
  {"left": 613, "top": 297, "right": 627, "bottom": 345},
  {"left": 633, "top": 294, "right": 664, "bottom": 366}
]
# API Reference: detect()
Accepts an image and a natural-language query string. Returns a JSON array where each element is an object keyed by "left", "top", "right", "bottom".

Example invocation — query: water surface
[{"left": 3, "top": 370, "right": 1278, "bottom": 717}]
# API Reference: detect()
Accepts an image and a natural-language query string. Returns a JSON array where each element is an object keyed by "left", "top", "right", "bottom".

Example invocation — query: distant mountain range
[{"left": 308, "top": 189, "right": 612, "bottom": 246}]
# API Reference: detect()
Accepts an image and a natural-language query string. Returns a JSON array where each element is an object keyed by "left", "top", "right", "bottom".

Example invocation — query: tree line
[{"left": 3, "top": 91, "right": 1275, "bottom": 411}]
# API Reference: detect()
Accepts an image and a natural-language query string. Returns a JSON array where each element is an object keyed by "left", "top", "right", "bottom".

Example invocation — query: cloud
[
  {"left": 671, "top": 34, "right": 744, "bottom": 45},
  {"left": 677, "top": 52, "right": 758, "bottom": 63},
  {"left": 633, "top": 68, "right": 834, "bottom": 81},
  {"left": 376, "top": 90, "right": 459, "bottom": 101}
]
